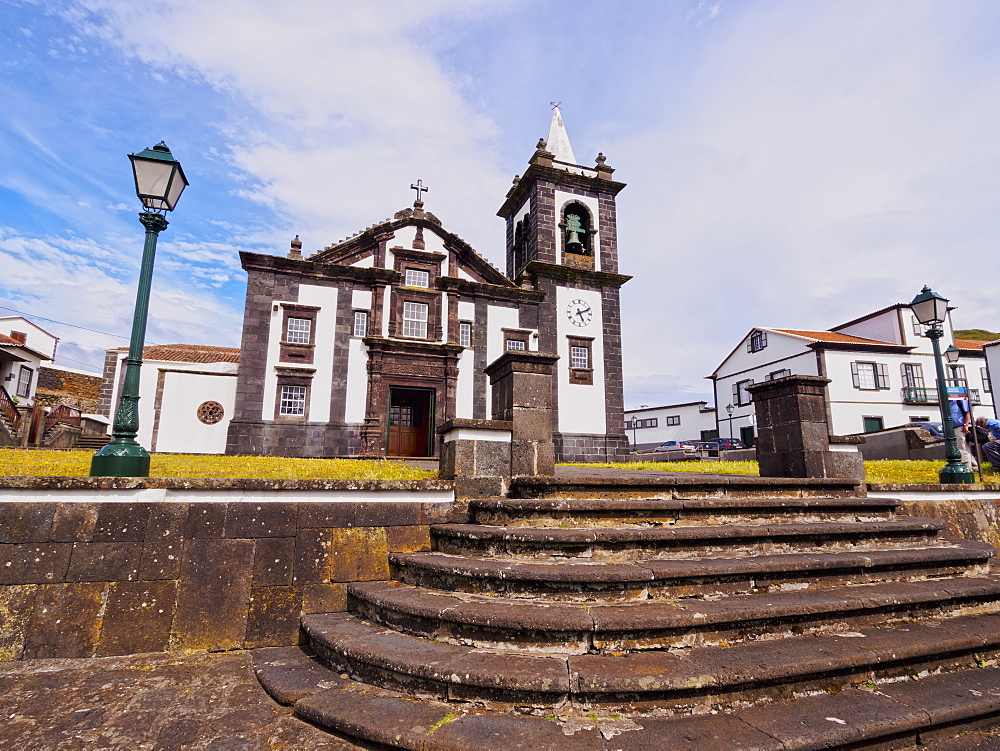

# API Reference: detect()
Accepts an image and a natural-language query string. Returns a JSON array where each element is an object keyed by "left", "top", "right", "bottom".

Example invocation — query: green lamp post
[
  {"left": 91, "top": 142, "right": 188, "bottom": 477},
  {"left": 726, "top": 403, "right": 735, "bottom": 441},
  {"left": 909, "top": 285, "right": 975, "bottom": 484}
]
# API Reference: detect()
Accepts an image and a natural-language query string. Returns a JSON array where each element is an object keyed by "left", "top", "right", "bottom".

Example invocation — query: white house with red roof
[
  {"left": 99, "top": 344, "right": 239, "bottom": 454},
  {"left": 0, "top": 316, "right": 58, "bottom": 405},
  {"left": 709, "top": 302, "right": 993, "bottom": 444},
  {"left": 623, "top": 401, "right": 717, "bottom": 450}
]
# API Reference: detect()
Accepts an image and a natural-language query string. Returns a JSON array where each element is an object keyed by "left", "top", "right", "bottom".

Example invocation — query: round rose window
[{"left": 197, "top": 401, "right": 225, "bottom": 425}]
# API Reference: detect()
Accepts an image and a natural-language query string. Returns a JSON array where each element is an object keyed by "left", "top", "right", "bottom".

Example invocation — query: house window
[
  {"left": 401, "top": 302, "right": 428, "bottom": 338},
  {"left": 459, "top": 321, "right": 472, "bottom": 348},
  {"left": 766, "top": 369, "right": 791, "bottom": 381},
  {"left": 353, "top": 311, "right": 369, "bottom": 337},
  {"left": 278, "top": 385, "right": 307, "bottom": 416},
  {"left": 404, "top": 269, "right": 430, "bottom": 288},
  {"left": 851, "top": 362, "right": 889, "bottom": 390},
  {"left": 983, "top": 368, "right": 992, "bottom": 393},
  {"left": 901, "top": 363, "right": 925, "bottom": 389},
  {"left": 285, "top": 317, "right": 312, "bottom": 344},
  {"left": 863, "top": 416, "right": 884, "bottom": 433},
  {"left": 665, "top": 415, "right": 680, "bottom": 426},
  {"left": 947, "top": 363, "right": 967, "bottom": 383},
  {"left": 567, "top": 336, "right": 594, "bottom": 385},
  {"left": 734, "top": 379, "right": 754, "bottom": 406},
  {"left": 748, "top": 330, "right": 767, "bottom": 353},
  {"left": 16, "top": 366, "right": 32, "bottom": 398},
  {"left": 632, "top": 418, "right": 658, "bottom": 429},
  {"left": 507, "top": 339, "right": 526, "bottom": 351},
  {"left": 912, "top": 316, "right": 926, "bottom": 336}
]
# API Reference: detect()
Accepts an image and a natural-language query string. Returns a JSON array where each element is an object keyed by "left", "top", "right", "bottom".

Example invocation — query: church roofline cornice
[
  {"left": 437, "top": 276, "right": 545, "bottom": 302},
  {"left": 498, "top": 164, "right": 626, "bottom": 218},
  {"left": 521, "top": 260, "right": 631, "bottom": 288},
  {"left": 239, "top": 250, "right": 397, "bottom": 283}
]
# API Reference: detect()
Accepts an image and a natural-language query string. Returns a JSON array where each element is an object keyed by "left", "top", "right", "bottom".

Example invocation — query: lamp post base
[
  {"left": 939, "top": 462, "right": 976, "bottom": 484},
  {"left": 90, "top": 440, "right": 151, "bottom": 478}
]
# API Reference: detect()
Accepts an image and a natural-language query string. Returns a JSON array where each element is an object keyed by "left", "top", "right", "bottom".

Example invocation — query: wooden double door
[{"left": 387, "top": 387, "right": 434, "bottom": 457}]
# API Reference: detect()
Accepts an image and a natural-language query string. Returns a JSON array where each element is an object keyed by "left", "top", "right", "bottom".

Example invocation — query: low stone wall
[
  {"left": 0, "top": 478, "right": 455, "bottom": 661},
  {"left": 869, "top": 483, "right": 1000, "bottom": 549}
]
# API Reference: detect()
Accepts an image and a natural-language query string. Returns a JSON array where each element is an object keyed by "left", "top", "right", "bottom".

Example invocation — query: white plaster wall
[
  {"left": 720, "top": 331, "right": 813, "bottom": 379},
  {"left": 486, "top": 305, "right": 521, "bottom": 410},
  {"left": 554, "top": 190, "right": 601, "bottom": 272},
  {"left": 455, "top": 349, "right": 474, "bottom": 419},
  {"left": 344, "top": 339, "right": 369, "bottom": 423},
  {"left": 714, "top": 351, "right": 819, "bottom": 437},
  {"left": 835, "top": 310, "right": 902, "bottom": 345},
  {"left": 458, "top": 301, "right": 475, "bottom": 321},
  {"left": 0, "top": 318, "right": 57, "bottom": 359},
  {"left": 555, "top": 287, "right": 606, "bottom": 434},
  {"left": 457, "top": 268, "right": 476, "bottom": 281},
  {"left": 423, "top": 230, "right": 447, "bottom": 254},
  {"left": 351, "top": 256, "right": 374, "bottom": 268},
  {"left": 384, "top": 249, "right": 394, "bottom": 271},
  {"left": 352, "top": 290, "right": 372, "bottom": 310},
  {"left": 986, "top": 343, "right": 1000, "bottom": 419},
  {"left": 155, "top": 371, "right": 237, "bottom": 453},
  {"left": 623, "top": 404, "right": 716, "bottom": 445},
  {"left": 380, "top": 286, "right": 391, "bottom": 337},
  {"left": 297, "top": 285, "right": 338, "bottom": 423}
]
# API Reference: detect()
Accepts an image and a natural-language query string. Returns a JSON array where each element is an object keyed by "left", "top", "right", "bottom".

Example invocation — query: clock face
[{"left": 566, "top": 299, "right": 593, "bottom": 327}]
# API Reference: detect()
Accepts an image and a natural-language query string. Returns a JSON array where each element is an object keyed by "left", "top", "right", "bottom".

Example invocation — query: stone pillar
[
  {"left": 747, "top": 375, "right": 865, "bottom": 484},
  {"left": 484, "top": 351, "right": 559, "bottom": 477},
  {"left": 438, "top": 418, "right": 513, "bottom": 498}
]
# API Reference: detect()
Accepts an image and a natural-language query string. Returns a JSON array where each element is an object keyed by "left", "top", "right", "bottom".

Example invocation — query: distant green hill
[{"left": 954, "top": 329, "right": 1000, "bottom": 342}]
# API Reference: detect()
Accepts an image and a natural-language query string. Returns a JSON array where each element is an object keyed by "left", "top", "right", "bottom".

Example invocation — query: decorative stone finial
[
  {"left": 595, "top": 153, "right": 606, "bottom": 165},
  {"left": 536, "top": 138, "right": 547, "bottom": 151},
  {"left": 288, "top": 234, "right": 303, "bottom": 259},
  {"left": 512, "top": 175, "right": 520, "bottom": 185}
]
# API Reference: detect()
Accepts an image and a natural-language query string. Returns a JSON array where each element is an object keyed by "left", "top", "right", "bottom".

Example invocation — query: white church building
[
  {"left": 100, "top": 109, "right": 632, "bottom": 462},
  {"left": 710, "top": 302, "right": 994, "bottom": 444}
]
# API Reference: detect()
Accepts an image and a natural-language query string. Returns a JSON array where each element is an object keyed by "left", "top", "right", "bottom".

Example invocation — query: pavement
[{"left": 0, "top": 650, "right": 365, "bottom": 750}]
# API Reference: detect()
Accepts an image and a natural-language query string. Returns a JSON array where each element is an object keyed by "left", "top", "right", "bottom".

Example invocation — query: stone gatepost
[
  {"left": 484, "top": 351, "right": 559, "bottom": 477},
  {"left": 747, "top": 375, "right": 865, "bottom": 484},
  {"left": 438, "top": 418, "right": 513, "bottom": 498}
]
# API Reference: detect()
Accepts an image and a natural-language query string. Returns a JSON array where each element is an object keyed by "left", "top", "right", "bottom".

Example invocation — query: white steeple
[{"left": 545, "top": 105, "right": 577, "bottom": 165}]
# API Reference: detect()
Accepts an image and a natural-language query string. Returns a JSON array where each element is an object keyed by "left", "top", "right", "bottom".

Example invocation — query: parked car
[
  {"left": 700, "top": 438, "right": 746, "bottom": 451},
  {"left": 646, "top": 440, "right": 685, "bottom": 453}
]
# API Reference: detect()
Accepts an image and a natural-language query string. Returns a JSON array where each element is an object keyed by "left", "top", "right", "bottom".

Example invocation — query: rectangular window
[
  {"left": 507, "top": 339, "right": 527, "bottom": 351},
  {"left": 16, "top": 366, "right": 32, "bottom": 398},
  {"left": 278, "top": 385, "right": 307, "bottom": 416},
  {"left": 635, "top": 418, "right": 658, "bottom": 429},
  {"left": 851, "top": 361, "right": 889, "bottom": 390},
  {"left": 733, "top": 379, "right": 754, "bottom": 406},
  {"left": 570, "top": 345, "right": 589, "bottom": 369},
  {"left": 983, "top": 367, "right": 992, "bottom": 393},
  {"left": 766, "top": 369, "right": 791, "bottom": 381},
  {"left": 459, "top": 321, "right": 472, "bottom": 347},
  {"left": 747, "top": 330, "right": 767, "bottom": 352},
  {"left": 567, "top": 336, "right": 594, "bottom": 385},
  {"left": 404, "top": 269, "right": 430, "bottom": 288},
  {"left": 912, "top": 316, "right": 925, "bottom": 336},
  {"left": 665, "top": 415, "right": 680, "bottom": 426},
  {"left": 863, "top": 416, "right": 884, "bottom": 433},
  {"left": 402, "top": 302, "right": 428, "bottom": 338},
  {"left": 285, "top": 317, "right": 312, "bottom": 344},
  {"left": 353, "top": 310, "right": 368, "bottom": 337},
  {"left": 947, "top": 363, "right": 967, "bottom": 383},
  {"left": 901, "top": 363, "right": 925, "bottom": 389}
]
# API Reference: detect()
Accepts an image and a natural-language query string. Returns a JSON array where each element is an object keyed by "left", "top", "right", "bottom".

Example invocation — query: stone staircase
[{"left": 253, "top": 482, "right": 1000, "bottom": 750}]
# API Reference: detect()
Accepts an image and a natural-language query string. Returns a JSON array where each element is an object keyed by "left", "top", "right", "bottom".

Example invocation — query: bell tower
[{"left": 497, "top": 107, "right": 631, "bottom": 463}]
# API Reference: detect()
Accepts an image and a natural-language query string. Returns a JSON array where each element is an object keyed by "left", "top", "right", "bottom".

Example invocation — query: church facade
[{"left": 224, "top": 110, "right": 630, "bottom": 462}]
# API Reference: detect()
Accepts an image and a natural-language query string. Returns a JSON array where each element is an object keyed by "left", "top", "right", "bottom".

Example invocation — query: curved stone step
[
  {"left": 391, "top": 540, "right": 995, "bottom": 600},
  {"left": 348, "top": 576, "right": 1000, "bottom": 654},
  {"left": 431, "top": 518, "right": 947, "bottom": 561},
  {"left": 470, "top": 496, "right": 900, "bottom": 528},
  {"left": 301, "top": 610, "right": 1000, "bottom": 710},
  {"left": 254, "top": 646, "right": 1000, "bottom": 750}
]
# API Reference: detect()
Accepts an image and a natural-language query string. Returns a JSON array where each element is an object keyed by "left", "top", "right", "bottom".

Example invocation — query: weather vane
[
  {"left": 550, "top": 101, "right": 561, "bottom": 109},
  {"left": 410, "top": 179, "right": 429, "bottom": 202}
]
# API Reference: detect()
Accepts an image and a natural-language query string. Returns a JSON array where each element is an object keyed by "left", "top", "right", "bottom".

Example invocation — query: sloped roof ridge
[{"left": 769, "top": 328, "right": 895, "bottom": 345}]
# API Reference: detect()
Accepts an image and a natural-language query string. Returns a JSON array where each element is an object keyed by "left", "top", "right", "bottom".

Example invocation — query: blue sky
[{"left": 2, "top": 0, "right": 999, "bottom": 408}]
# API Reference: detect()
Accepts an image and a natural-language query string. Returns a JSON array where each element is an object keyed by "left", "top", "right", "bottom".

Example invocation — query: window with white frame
[
  {"left": 459, "top": 321, "right": 472, "bottom": 347},
  {"left": 353, "top": 311, "right": 368, "bottom": 337},
  {"left": 912, "top": 316, "right": 926, "bottom": 336},
  {"left": 665, "top": 415, "right": 680, "bottom": 426},
  {"left": 733, "top": 379, "right": 753, "bottom": 406},
  {"left": 630, "top": 417, "right": 657, "bottom": 429},
  {"left": 285, "top": 317, "right": 312, "bottom": 344},
  {"left": 278, "top": 385, "right": 307, "bottom": 416},
  {"left": 851, "top": 362, "right": 889, "bottom": 390},
  {"left": 570, "top": 346, "right": 589, "bottom": 369},
  {"left": 901, "top": 363, "right": 925, "bottom": 389},
  {"left": 766, "top": 369, "right": 791, "bottom": 381},
  {"left": 404, "top": 269, "right": 430, "bottom": 288},
  {"left": 947, "top": 363, "right": 967, "bottom": 383},
  {"left": 401, "top": 301, "right": 428, "bottom": 338},
  {"left": 983, "top": 367, "right": 992, "bottom": 393},
  {"left": 748, "top": 330, "right": 768, "bottom": 353},
  {"left": 507, "top": 339, "right": 526, "bottom": 351},
  {"left": 16, "top": 366, "right": 32, "bottom": 398}
]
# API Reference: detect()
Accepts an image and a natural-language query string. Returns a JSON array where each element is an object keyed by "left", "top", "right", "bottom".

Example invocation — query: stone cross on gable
[{"left": 410, "top": 180, "right": 429, "bottom": 202}]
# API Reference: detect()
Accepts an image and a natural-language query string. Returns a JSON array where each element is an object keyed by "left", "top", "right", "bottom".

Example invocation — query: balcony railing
[
  {"left": 43, "top": 404, "right": 81, "bottom": 436},
  {"left": 901, "top": 387, "right": 982, "bottom": 405},
  {"left": 0, "top": 386, "right": 21, "bottom": 435}
]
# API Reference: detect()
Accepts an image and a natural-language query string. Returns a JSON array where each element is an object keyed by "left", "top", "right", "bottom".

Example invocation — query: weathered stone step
[
  {"left": 509, "top": 475, "right": 863, "bottom": 500},
  {"left": 470, "top": 496, "right": 900, "bottom": 528},
  {"left": 431, "top": 518, "right": 947, "bottom": 561},
  {"left": 392, "top": 540, "right": 994, "bottom": 600},
  {"left": 301, "top": 610, "right": 1000, "bottom": 710},
  {"left": 348, "top": 576, "right": 1000, "bottom": 654},
  {"left": 253, "top": 647, "right": 1000, "bottom": 750}
]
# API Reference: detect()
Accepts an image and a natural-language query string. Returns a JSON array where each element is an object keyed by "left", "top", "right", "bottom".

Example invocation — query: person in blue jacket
[{"left": 950, "top": 398, "right": 977, "bottom": 471}]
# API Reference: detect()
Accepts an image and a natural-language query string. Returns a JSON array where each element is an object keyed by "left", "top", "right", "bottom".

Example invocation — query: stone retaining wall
[{"left": 0, "top": 479, "right": 456, "bottom": 661}]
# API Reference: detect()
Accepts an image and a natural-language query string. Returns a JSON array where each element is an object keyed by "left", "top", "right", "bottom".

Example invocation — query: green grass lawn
[
  {"left": 563, "top": 459, "right": 1000, "bottom": 484},
  {"left": 0, "top": 449, "right": 436, "bottom": 481}
]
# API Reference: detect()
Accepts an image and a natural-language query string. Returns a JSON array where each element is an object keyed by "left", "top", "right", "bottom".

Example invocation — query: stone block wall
[
  {"left": 0, "top": 492, "right": 455, "bottom": 661},
  {"left": 35, "top": 366, "right": 102, "bottom": 413}
]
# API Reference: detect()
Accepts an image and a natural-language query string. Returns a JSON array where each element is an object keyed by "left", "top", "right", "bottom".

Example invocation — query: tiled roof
[
  {"left": 955, "top": 338, "right": 990, "bottom": 351},
  {"left": 0, "top": 333, "right": 20, "bottom": 346},
  {"left": 772, "top": 329, "right": 895, "bottom": 346},
  {"left": 114, "top": 344, "right": 240, "bottom": 364}
]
